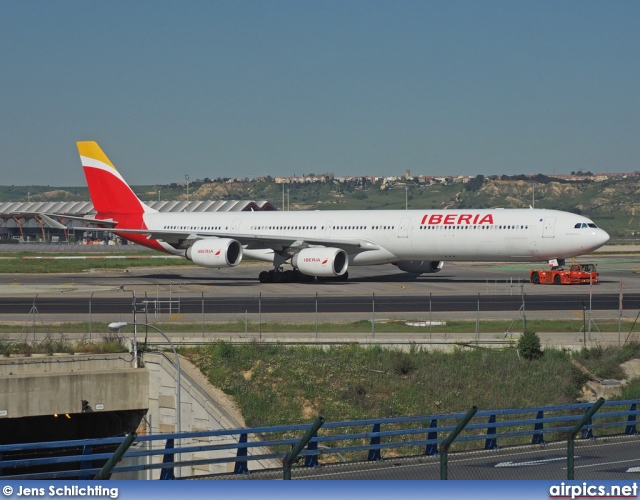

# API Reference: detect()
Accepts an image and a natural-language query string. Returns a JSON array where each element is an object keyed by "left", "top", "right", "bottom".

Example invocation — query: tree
[
  {"left": 465, "top": 175, "right": 485, "bottom": 192},
  {"left": 517, "top": 330, "right": 543, "bottom": 360}
]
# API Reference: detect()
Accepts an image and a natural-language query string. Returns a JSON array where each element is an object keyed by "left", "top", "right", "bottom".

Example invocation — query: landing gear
[
  {"left": 257, "top": 268, "right": 312, "bottom": 283},
  {"left": 259, "top": 271, "right": 271, "bottom": 283},
  {"left": 257, "top": 268, "right": 348, "bottom": 283}
]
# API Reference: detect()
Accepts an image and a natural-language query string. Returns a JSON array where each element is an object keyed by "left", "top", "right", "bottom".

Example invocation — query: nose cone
[
  {"left": 586, "top": 228, "right": 610, "bottom": 253},
  {"left": 598, "top": 228, "right": 610, "bottom": 247}
]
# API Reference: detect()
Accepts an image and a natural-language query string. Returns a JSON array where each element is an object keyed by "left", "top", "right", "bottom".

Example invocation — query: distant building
[{"left": 0, "top": 199, "right": 276, "bottom": 243}]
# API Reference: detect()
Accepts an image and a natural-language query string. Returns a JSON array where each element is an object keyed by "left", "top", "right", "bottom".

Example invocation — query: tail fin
[{"left": 77, "top": 141, "right": 155, "bottom": 216}]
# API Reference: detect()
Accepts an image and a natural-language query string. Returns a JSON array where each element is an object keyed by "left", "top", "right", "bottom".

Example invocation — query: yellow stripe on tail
[{"left": 77, "top": 141, "right": 116, "bottom": 169}]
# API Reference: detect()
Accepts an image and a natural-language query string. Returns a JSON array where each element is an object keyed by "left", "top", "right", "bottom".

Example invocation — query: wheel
[
  {"left": 337, "top": 271, "right": 349, "bottom": 282},
  {"left": 273, "top": 271, "right": 287, "bottom": 283},
  {"left": 553, "top": 274, "right": 562, "bottom": 285},
  {"left": 531, "top": 272, "right": 540, "bottom": 284},
  {"left": 259, "top": 271, "right": 271, "bottom": 283},
  {"left": 297, "top": 271, "right": 315, "bottom": 283}
]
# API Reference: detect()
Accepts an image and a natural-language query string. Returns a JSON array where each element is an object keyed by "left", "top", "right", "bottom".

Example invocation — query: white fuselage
[{"left": 141, "top": 208, "right": 609, "bottom": 265}]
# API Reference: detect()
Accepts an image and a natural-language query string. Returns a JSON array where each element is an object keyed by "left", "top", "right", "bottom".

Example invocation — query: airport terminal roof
[{"left": 0, "top": 199, "right": 277, "bottom": 216}]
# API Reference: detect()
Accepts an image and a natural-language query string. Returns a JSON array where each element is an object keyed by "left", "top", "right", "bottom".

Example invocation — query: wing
[
  {"left": 38, "top": 212, "right": 379, "bottom": 253},
  {"left": 37, "top": 213, "right": 118, "bottom": 228},
  {"left": 67, "top": 226, "right": 379, "bottom": 253}
]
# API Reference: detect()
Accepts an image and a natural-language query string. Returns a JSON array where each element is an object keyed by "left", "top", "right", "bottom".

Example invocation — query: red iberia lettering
[
  {"left": 420, "top": 213, "right": 495, "bottom": 225},
  {"left": 444, "top": 214, "right": 456, "bottom": 224}
]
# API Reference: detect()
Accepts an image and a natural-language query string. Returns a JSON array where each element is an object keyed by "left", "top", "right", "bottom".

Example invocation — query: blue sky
[{"left": 1, "top": 1, "right": 639, "bottom": 186}]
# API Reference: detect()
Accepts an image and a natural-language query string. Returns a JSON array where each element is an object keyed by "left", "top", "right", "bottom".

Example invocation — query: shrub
[
  {"left": 391, "top": 351, "right": 417, "bottom": 375},
  {"left": 518, "top": 331, "right": 543, "bottom": 360}
]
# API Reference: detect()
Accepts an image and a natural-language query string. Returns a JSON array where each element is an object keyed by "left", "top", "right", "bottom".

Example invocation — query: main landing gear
[{"left": 258, "top": 268, "right": 349, "bottom": 283}]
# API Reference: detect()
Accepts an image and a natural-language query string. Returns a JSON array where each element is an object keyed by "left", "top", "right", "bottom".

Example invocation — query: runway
[{"left": 1, "top": 254, "right": 639, "bottom": 320}]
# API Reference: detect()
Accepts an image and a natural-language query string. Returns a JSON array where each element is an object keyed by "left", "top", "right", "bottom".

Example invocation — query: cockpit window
[
  {"left": 588, "top": 223, "right": 597, "bottom": 228},
  {"left": 575, "top": 222, "right": 598, "bottom": 229},
  {"left": 574, "top": 223, "right": 582, "bottom": 228}
]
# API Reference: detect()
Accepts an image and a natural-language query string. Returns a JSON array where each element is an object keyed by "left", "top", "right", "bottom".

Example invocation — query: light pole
[
  {"left": 108, "top": 321, "right": 182, "bottom": 473},
  {"left": 185, "top": 175, "right": 190, "bottom": 202}
]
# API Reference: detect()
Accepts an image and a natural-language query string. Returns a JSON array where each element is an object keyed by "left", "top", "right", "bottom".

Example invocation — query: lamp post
[
  {"left": 108, "top": 321, "right": 181, "bottom": 473},
  {"left": 185, "top": 175, "right": 190, "bottom": 202}
]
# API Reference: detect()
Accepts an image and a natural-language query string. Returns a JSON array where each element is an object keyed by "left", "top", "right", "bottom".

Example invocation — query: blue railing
[{"left": 1, "top": 399, "right": 638, "bottom": 480}]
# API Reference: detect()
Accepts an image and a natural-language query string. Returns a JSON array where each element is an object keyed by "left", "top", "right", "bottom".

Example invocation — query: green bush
[
  {"left": 620, "top": 378, "right": 640, "bottom": 400},
  {"left": 518, "top": 330, "right": 543, "bottom": 360},
  {"left": 390, "top": 351, "right": 417, "bottom": 375}
]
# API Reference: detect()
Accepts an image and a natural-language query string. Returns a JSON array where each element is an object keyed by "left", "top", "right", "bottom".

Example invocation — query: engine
[
  {"left": 186, "top": 238, "right": 243, "bottom": 268},
  {"left": 394, "top": 260, "right": 444, "bottom": 274},
  {"left": 292, "top": 248, "right": 348, "bottom": 277}
]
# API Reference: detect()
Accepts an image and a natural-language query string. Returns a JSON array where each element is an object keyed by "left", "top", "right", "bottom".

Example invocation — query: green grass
[
  {"left": 0, "top": 319, "right": 634, "bottom": 336},
  {"left": 185, "top": 342, "right": 584, "bottom": 427},
  {"left": 182, "top": 341, "right": 640, "bottom": 458},
  {"left": 0, "top": 254, "right": 193, "bottom": 273},
  {"left": 0, "top": 331, "right": 129, "bottom": 356},
  {"left": 573, "top": 343, "right": 640, "bottom": 379}
]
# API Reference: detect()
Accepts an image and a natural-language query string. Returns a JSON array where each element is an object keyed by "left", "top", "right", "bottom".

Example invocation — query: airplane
[{"left": 44, "top": 141, "right": 610, "bottom": 283}]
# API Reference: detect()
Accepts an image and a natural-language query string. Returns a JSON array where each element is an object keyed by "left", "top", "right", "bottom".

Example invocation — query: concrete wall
[
  {"left": 0, "top": 352, "right": 276, "bottom": 478},
  {"left": 0, "top": 354, "right": 148, "bottom": 418},
  {"left": 141, "top": 352, "right": 277, "bottom": 478}
]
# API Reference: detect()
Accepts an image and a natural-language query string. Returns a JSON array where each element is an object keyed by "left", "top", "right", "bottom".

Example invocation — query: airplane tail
[{"left": 77, "top": 141, "right": 155, "bottom": 217}]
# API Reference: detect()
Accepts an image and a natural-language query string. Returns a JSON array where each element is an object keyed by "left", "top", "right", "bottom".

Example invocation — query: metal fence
[
  {"left": 2, "top": 399, "right": 639, "bottom": 480},
  {"left": 3, "top": 289, "right": 640, "bottom": 351}
]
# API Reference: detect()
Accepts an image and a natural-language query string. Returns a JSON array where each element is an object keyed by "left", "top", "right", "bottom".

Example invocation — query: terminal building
[{"left": 0, "top": 199, "right": 277, "bottom": 243}]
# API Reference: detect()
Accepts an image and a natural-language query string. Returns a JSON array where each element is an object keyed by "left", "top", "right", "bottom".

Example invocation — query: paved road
[
  {"left": 1, "top": 292, "right": 638, "bottom": 316},
  {"left": 240, "top": 435, "right": 640, "bottom": 480}
]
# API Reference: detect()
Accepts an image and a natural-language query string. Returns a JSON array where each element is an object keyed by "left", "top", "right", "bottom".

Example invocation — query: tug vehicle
[{"left": 529, "top": 263, "right": 598, "bottom": 285}]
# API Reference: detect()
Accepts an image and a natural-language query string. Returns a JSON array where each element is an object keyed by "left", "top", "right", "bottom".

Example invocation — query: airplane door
[
  {"left": 542, "top": 217, "right": 555, "bottom": 238},
  {"left": 231, "top": 219, "right": 241, "bottom": 232},
  {"left": 398, "top": 218, "right": 410, "bottom": 238},
  {"left": 325, "top": 221, "right": 333, "bottom": 238}
]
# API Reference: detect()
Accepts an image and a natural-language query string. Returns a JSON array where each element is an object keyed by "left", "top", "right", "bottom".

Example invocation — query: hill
[
  {"left": 184, "top": 341, "right": 640, "bottom": 428},
  {"left": 2, "top": 174, "right": 640, "bottom": 237}
]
